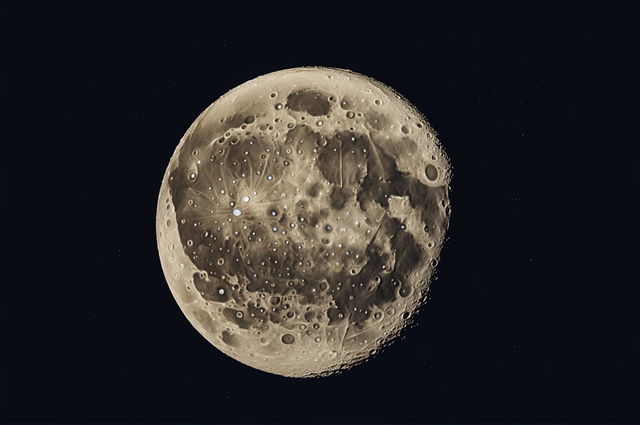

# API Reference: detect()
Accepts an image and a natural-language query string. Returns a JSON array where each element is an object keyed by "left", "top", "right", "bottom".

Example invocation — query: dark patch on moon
[
  {"left": 193, "top": 273, "right": 229, "bottom": 303},
  {"left": 316, "top": 131, "right": 368, "bottom": 188},
  {"left": 307, "top": 182, "right": 321, "bottom": 197},
  {"left": 339, "top": 95, "right": 356, "bottom": 110},
  {"left": 224, "top": 114, "right": 246, "bottom": 129},
  {"left": 363, "top": 109, "right": 389, "bottom": 131},
  {"left": 390, "top": 226, "right": 423, "bottom": 280},
  {"left": 329, "top": 186, "right": 349, "bottom": 210},
  {"left": 401, "top": 137, "right": 418, "bottom": 155},
  {"left": 221, "top": 330, "right": 240, "bottom": 346},
  {"left": 327, "top": 307, "right": 347, "bottom": 325},
  {"left": 286, "top": 89, "right": 331, "bottom": 116},
  {"left": 192, "top": 309, "right": 216, "bottom": 332},
  {"left": 425, "top": 164, "right": 438, "bottom": 181},
  {"left": 223, "top": 308, "right": 252, "bottom": 329}
]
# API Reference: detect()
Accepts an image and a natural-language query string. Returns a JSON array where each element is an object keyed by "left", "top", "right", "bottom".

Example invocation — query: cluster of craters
[{"left": 157, "top": 67, "right": 451, "bottom": 377}]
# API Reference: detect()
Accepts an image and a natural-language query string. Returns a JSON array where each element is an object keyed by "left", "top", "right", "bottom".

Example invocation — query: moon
[{"left": 156, "top": 67, "right": 451, "bottom": 377}]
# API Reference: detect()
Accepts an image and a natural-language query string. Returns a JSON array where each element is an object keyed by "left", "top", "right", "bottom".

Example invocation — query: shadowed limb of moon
[{"left": 156, "top": 67, "right": 451, "bottom": 377}]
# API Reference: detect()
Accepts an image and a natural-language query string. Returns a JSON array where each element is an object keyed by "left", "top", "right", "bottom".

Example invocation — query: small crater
[
  {"left": 399, "top": 285, "right": 413, "bottom": 297},
  {"left": 281, "top": 334, "right": 295, "bottom": 344}
]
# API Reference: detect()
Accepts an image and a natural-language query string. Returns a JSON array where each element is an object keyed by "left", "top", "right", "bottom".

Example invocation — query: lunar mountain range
[{"left": 156, "top": 67, "right": 452, "bottom": 377}]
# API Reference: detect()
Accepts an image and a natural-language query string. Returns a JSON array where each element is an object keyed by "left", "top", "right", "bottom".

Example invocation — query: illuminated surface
[{"left": 156, "top": 67, "right": 451, "bottom": 377}]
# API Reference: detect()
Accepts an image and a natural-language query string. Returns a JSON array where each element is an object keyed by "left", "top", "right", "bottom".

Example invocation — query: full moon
[{"left": 156, "top": 67, "right": 451, "bottom": 377}]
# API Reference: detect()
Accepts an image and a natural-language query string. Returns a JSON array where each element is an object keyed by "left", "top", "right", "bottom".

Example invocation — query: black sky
[{"left": 2, "top": 2, "right": 639, "bottom": 424}]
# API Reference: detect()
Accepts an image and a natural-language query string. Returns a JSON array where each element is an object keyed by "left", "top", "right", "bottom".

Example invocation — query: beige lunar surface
[{"left": 156, "top": 67, "right": 452, "bottom": 377}]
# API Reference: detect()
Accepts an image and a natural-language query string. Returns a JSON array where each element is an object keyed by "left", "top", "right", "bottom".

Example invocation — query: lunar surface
[{"left": 156, "top": 67, "right": 451, "bottom": 377}]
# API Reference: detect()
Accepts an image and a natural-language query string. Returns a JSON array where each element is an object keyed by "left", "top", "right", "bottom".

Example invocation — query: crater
[
  {"left": 425, "top": 164, "right": 438, "bottom": 181},
  {"left": 281, "top": 334, "right": 296, "bottom": 344}
]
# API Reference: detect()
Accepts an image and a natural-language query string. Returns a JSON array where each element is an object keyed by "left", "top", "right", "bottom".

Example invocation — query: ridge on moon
[{"left": 156, "top": 67, "right": 452, "bottom": 377}]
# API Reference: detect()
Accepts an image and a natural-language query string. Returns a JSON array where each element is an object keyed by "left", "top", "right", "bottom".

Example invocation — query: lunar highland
[{"left": 156, "top": 67, "right": 451, "bottom": 377}]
